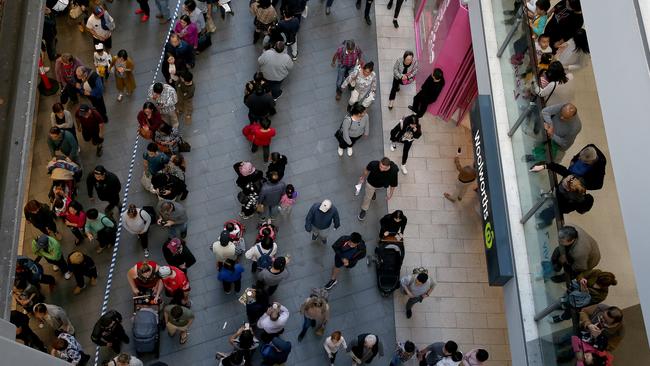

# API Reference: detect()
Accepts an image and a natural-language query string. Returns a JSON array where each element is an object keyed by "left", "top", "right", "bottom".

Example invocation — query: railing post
[
  {"left": 507, "top": 102, "right": 536, "bottom": 137},
  {"left": 520, "top": 190, "right": 554, "bottom": 225},
  {"left": 497, "top": 8, "right": 524, "bottom": 57}
]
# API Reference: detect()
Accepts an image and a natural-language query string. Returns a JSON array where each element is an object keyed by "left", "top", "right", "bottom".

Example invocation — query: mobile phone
[{"left": 244, "top": 323, "right": 250, "bottom": 330}]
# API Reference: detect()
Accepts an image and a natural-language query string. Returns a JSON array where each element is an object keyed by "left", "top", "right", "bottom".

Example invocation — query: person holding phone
[{"left": 443, "top": 148, "right": 476, "bottom": 203}]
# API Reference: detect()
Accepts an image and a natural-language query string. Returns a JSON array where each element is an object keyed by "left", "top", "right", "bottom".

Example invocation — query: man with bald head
[{"left": 534, "top": 102, "right": 582, "bottom": 161}]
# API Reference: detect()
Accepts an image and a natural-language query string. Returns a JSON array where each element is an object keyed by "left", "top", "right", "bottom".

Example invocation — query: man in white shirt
[{"left": 257, "top": 302, "right": 289, "bottom": 342}]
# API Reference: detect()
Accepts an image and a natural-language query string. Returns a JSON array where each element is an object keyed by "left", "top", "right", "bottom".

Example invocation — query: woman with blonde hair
[{"left": 298, "top": 292, "right": 330, "bottom": 342}]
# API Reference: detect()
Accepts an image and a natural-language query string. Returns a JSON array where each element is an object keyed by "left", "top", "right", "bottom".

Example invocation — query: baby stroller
[
  {"left": 47, "top": 156, "right": 81, "bottom": 200},
  {"left": 132, "top": 295, "right": 162, "bottom": 357},
  {"left": 367, "top": 237, "right": 405, "bottom": 297}
]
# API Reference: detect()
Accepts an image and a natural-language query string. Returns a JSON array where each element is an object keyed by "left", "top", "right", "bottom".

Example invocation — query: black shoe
[
  {"left": 180, "top": 190, "right": 188, "bottom": 201},
  {"left": 550, "top": 274, "right": 566, "bottom": 283},
  {"left": 358, "top": 209, "right": 367, "bottom": 221},
  {"left": 503, "top": 18, "right": 515, "bottom": 26},
  {"left": 96, "top": 145, "right": 103, "bottom": 157},
  {"left": 372, "top": 192, "right": 376, "bottom": 200},
  {"left": 297, "top": 332, "right": 305, "bottom": 342},
  {"left": 365, "top": 16, "right": 372, "bottom": 25},
  {"left": 393, "top": 19, "right": 399, "bottom": 28},
  {"left": 550, "top": 315, "right": 564, "bottom": 323},
  {"left": 181, "top": 231, "right": 187, "bottom": 239},
  {"left": 324, "top": 279, "right": 338, "bottom": 290},
  {"left": 408, "top": 105, "right": 415, "bottom": 112},
  {"left": 387, "top": 1, "right": 393, "bottom": 9},
  {"left": 311, "top": 232, "right": 318, "bottom": 241},
  {"left": 356, "top": 0, "right": 361, "bottom": 9},
  {"left": 406, "top": 309, "right": 412, "bottom": 319}
]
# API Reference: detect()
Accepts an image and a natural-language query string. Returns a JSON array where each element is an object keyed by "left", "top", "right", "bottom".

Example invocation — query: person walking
[
  {"left": 341, "top": 62, "right": 377, "bottom": 108},
  {"left": 389, "top": 340, "right": 418, "bottom": 366},
  {"left": 258, "top": 257, "right": 290, "bottom": 295},
  {"left": 324, "top": 331, "right": 347, "bottom": 365},
  {"left": 355, "top": 0, "right": 375, "bottom": 25},
  {"left": 257, "top": 302, "right": 290, "bottom": 342},
  {"left": 443, "top": 150, "right": 476, "bottom": 202},
  {"left": 87, "top": 165, "right": 122, "bottom": 215},
  {"left": 386, "top": 0, "right": 409, "bottom": 28},
  {"left": 154, "top": 0, "right": 172, "bottom": 23},
  {"left": 244, "top": 118, "right": 277, "bottom": 162},
  {"left": 163, "top": 237, "right": 196, "bottom": 273},
  {"left": 379, "top": 210, "right": 407, "bottom": 239},
  {"left": 24, "top": 199, "right": 58, "bottom": 237},
  {"left": 112, "top": 49, "right": 136, "bottom": 101},
  {"left": 277, "top": 10, "right": 300, "bottom": 61},
  {"left": 389, "top": 115, "right": 422, "bottom": 174},
  {"left": 410, "top": 68, "right": 445, "bottom": 118},
  {"left": 258, "top": 41, "right": 294, "bottom": 100},
  {"left": 417, "top": 340, "right": 458, "bottom": 366},
  {"left": 51, "top": 102, "right": 78, "bottom": 143},
  {"left": 135, "top": 0, "right": 151, "bottom": 22},
  {"left": 148, "top": 82, "right": 179, "bottom": 128},
  {"left": 335, "top": 103, "right": 369, "bottom": 157},
  {"left": 304, "top": 199, "right": 340, "bottom": 245},
  {"left": 245, "top": 85, "right": 276, "bottom": 124},
  {"left": 357, "top": 157, "right": 399, "bottom": 221},
  {"left": 122, "top": 204, "right": 153, "bottom": 258},
  {"left": 75, "top": 104, "right": 105, "bottom": 157},
  {"left": 86, "top": 6, "right": 115, "bottom": 51},
  {"left": 260, "top": 336, "right": 292, "bottom": 366},
  {"left": 164, "top": 304, "right": 194, "bottom": 344},
  {"left": 297, "top": 291, "right": 330, "bottom": 342},
  {"left": 332, "top": 40, "right": 363, "bottom": 101},
  {"left": 400, "top": 271, "right": 434, "bottom": 318},
  {"left": 250, "top": 0, "right": 278, "bottom": 43},
  {"left": 348, "top": 333, "right": 384, "bottom": 364},
  {"left": 33, "top": 303, "right": 75, "bottom": 335},
  {"left": 462, "top": 349, "right": 490, "bottom": 366},
  {"left": 258, "top": 171, "right": 286, "bottom": 217},
  {"left": 67, "top": 250, "right": 98, "bottom": 295},
  {"left": 91, "top": 310, "right": 130, "bottom": 354},
  {"left": 157, "top": 200, "right": 189, "bottom": 238},
  {"left": 75, "top": 66, "right": 108, "bottom": 122},
  {"left": 85, "top": 208, "right": 116, "bottom": 254},
  {"left": 31, "top": 234, "right": 72, "bottom": 279},
  {"left": 324, "top": 232, "right": 366, "bottom": 290},
  {"left": 218, "top": 258, "right": 245, "bottom": 294},
  {"left": 388, "top": 51, "right": 418, "bottom": 108},
  {"left": 48, "top": 126, "right": 80, "bottom": 164}
]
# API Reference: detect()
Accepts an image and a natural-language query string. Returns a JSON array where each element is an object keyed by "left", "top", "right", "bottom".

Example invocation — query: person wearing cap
[
  {"left": 157, "top": 200, "right": 188, "bottom": 238},
  {"left": 47, "top": 126, "right": 80, "bottom": 164},
  {"left": 348, "top": 333, "right": 384, "bottom": 365},
  {"left": 163, "top": 238, "right": 196, "bottom": 273},
  {"left": 86, "top": 6, "right": 115, "bottom": 50},
  {"left": 75, "top": 66, "right": 108, "bottom": 123},
  {"left": 122, "top": 204, "right": 152, "bottom": 258},
  {"left": 257, "top": 302, "right": 290, "bottom": 342},
  {"left": 357, "top": 157, "right": 399, "bottom": 221},
  {"left": 33, "top": 303, "right": 75, "bottom": 335},
  {"left": 217, "top": 258, "right": 245, "bottom": 294},
  {"left": 127, "top": 260, "right": 163, "bottom": 300},
  {"left": 87, "top": 165, "right": 122, "bottom": 215},
  {"left": 75, "top": 104, "right": 105, "bottom": 157},
  {"left": 148, "top": 82, "right": 179, "bottom": 128},
  {"left": 31, "top": 234, "right": 72, "bottom": 280},
  {"left": 324, "top": 232, "right": 366, "bottom": 290},
  {"left": 67, "top": 250, "right": 98, "bottom": 295},
  {"left": 158, "top": 265, "right": 191, "bottom": 306},
  {"left": 93, "top": 42, "right": 112, "bottom": 80},
  {"left": 163, "top": 304, "right": 194, "bottom": 345},
  {"left": 212, "top": 230, "right": 239, "bottom": 268},
  {"left": 443, "top": 152, "right": 476, "bottom": 203},
  {"left": 305, "top": 199, "right": 340, "bottom": 245},
  {"left": 258, "top": 256, "right": 290, "bottom": 295}
]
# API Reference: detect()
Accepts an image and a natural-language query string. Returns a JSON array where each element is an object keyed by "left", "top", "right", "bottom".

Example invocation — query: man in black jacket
[
  {"left": 324, "top": 232, "right": 366, "bottom": 290},
  {"left": 245, "top": 86, "right": 276, "bottom": 124},
  {"left": 410, "top": 68, "right": 445, "bottom": 118},
  {"left": 87, "top": 165, "right": 122, "bottom": 216},
  {"left": 91, "top": 310, "right": 130, "bottom": 353}
]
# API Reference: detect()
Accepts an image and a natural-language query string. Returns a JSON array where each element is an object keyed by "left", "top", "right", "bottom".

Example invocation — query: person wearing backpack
[
  {"left": 91, "top": 309, "right": 130, "bottom": 353},
  {"left": 261, "top": 336, "right": 292, "bottom": 365},
  {"left": 218, "top": 259, "right": 245, "bottom": 294},
  {"left": 399, "top": 270, "right": 434, "bottom": 319},
  {"left": 122, "top": 204, "right": 153, "bottom": 258},
  {"left": 258, "top": 257, "right": 290, "bottom": 295},
  {"left": 85, "top": 208, "right": 116, "bottom": 254},
  {"left": 245, "top": 236, "right": 278, "bottom": 273}
]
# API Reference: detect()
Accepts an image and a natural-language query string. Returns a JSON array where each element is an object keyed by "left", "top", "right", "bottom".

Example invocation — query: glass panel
[{"left": 489, "top": 1, "right": 570, "bottom": 365}]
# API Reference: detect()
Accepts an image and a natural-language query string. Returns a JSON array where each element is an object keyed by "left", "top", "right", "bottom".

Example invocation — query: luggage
[
  {"left": 133, "top": 308, "right": 158, "bottom": 354},
  {"left": 198, "top": 32, "right": 212, "bottom": 52}
]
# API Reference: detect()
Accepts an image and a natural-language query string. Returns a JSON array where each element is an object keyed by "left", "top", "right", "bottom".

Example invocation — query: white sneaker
[
  {"left": 390, "top": 143, "right": 397, "bottom": 151},
  {"left": 52, "top": 265, "right": 60, "bottom": 272},
  {"left": 117, "top": 93, "right": 123, "bottom": 102},
  {"left": 64, "top": 272, "right": 72, "bottom": 280},
  {"left": 337, "top": 147, "right": 344, "bottom": 156},
  {"left": 347, "top": 147, "right": 353, "bottom": 156},
  {"left": 401, "top": 165, "right": 408, "bottom": 174}
]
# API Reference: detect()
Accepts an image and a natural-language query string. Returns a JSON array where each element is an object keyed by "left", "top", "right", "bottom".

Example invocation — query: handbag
[
  {"left": 139, "top": 126, "right": 153, "bottom": 140},
  {"left": 564, "top": 280, "right": 592, "bottom": 308},
  {"left": 237, "top": 191, "right": 248, "bottom": 204},
  {"left": 179, "top": 139, "right": 191, "bottom": 152},
  {"left": 69, "top": 4, "right": 83, "bottom": 19},
  {"left": 255, "top": 203, "right": 265, "bottom": 214}
]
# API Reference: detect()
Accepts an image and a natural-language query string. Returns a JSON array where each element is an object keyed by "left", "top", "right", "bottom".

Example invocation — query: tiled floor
[
  {"left": 374, "top": 2, "right": 511, "bottom": 365},
  {"left": 24, "top": 1, "right": 397, "bottom": 365}
]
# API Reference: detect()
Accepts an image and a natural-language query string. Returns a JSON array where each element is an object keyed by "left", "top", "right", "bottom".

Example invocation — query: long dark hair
[
  {"left": 546, "top": 61, "right": 569, "bottom": 84},
  {"left": 573, "top": 28, "right": 589, "bottom": 54}
]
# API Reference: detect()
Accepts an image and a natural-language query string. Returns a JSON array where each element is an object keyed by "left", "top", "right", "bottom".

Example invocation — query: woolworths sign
[{"left": 469, "top": 96, "right": 514, "bottom": 286}]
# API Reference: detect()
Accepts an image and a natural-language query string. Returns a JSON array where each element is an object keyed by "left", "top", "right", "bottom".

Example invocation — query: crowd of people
[
  {"left": 506, "top": 0, "right": 621, "bottom": 364},
  {"left": 14, "top": 0, "right": 497, "bottom": 365}
]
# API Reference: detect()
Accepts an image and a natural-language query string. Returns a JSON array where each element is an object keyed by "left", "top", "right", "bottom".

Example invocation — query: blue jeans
[
  {"left": 390, "top": 352, "right": 403, "bottom": 365},
  {"left": 168, "top": 222, "right": 187, "bottom": 238},
  {"left": 336, "top": 64, "right": 354, "bottom": 93},
  {"left": 326, "top": 0, "right": 335, "bottom": 7},
  {"left": 299, "top": 316, "right": 316, "bottom": 336},
  {"left": 155, "top": 0, "right": 170, "bottom": 19}
]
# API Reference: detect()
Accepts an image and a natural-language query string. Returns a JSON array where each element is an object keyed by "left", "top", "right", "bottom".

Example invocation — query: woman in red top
[
  {"left": 137, "top": 102, "right": 164, "bottom": 140},
  {"left": 158, "top": 266, "right": 191, "bottom": 306},
  {"left": 127, "top": 260, "right": 163, "bottom": 301},
  {"left": 243, "top": 118, "right": 276, "bottom": 162},
  {"left": 64, "top": 201, "right": 86, "bottom": 246}
]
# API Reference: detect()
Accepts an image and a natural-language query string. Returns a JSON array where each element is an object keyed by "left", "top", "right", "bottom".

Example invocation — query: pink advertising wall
[{"left": 414, "top": 0, "right": 477, "bottom": 121}]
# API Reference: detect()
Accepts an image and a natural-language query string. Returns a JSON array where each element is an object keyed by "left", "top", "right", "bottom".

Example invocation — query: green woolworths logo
[{"left": 484, "top": 222, "right": 494, "bottom": 249}]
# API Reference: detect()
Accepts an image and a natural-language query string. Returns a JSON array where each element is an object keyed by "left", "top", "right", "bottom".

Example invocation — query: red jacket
[
  {"left": 243, "top": 124, "right": 276, "bottom": 146},
  {"left": 162, "top": 266, "right": 190, "bottom": 293}
]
